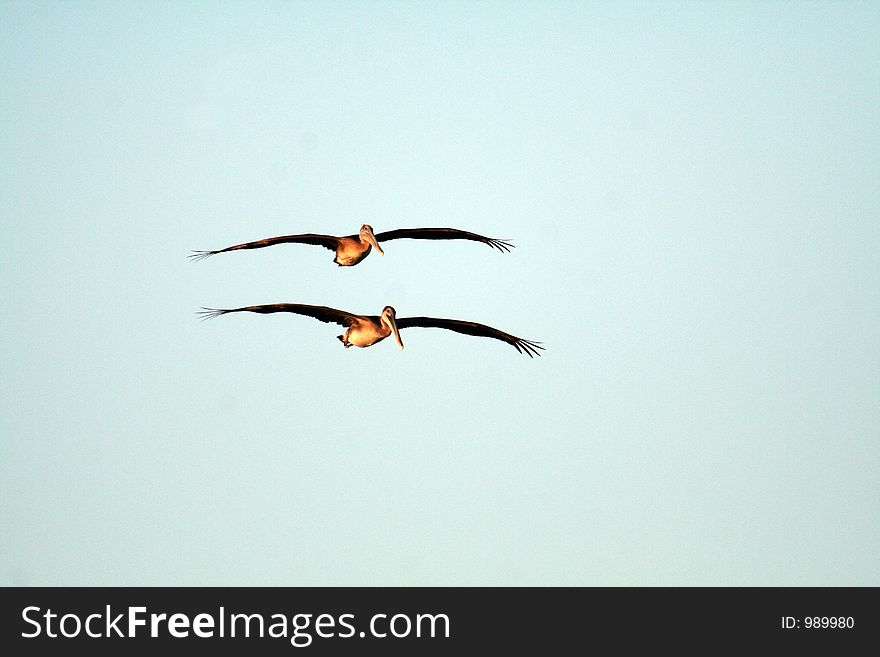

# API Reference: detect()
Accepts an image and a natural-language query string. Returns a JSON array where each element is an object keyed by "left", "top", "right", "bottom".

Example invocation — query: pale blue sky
[{"left": 1, "top": 1, "right": 878, "bottom": 585}]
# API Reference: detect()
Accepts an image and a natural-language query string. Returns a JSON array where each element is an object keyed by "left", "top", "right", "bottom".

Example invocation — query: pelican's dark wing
[
  {"left": 189, "top": 233, "right": 342, "bottom": 261},
  {"left": 197, "top": 303, "right": 360, "bottom": 327},
  {"left": 395, "top": 316, "right": 544, "bottom": 357},
  {"left": 372, "top": 228, "right": 513, "bottom": 253}
]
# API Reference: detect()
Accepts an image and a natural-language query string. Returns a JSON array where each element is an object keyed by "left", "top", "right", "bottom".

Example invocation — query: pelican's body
[
  {"left": 197, "top": 303, "right": 543, "bottom": 357},
  {"left": 190, "top": 224, "right": 513, "bottom": 266},
  {"left": 332, "top": 231, "right": 377, "bottom": 267},
  {"left": 338, "top": 311, "right": 398, "bottom": 348}
]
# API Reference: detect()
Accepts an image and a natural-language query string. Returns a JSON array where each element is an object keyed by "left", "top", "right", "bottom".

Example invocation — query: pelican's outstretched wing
[
  {"left": 395, "top": 316, "right": 543, "bottom": 357},
  {"left": 189, "top": 233, "right": 343, "bottom": 261},
  {"left": 372, "top": 228, "right": 513, "bottom": 253},
  {"left": 197, "top": 304, "right": 361, "bottom": 327}
]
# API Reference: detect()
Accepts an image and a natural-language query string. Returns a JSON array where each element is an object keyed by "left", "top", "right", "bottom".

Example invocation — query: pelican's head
[
  {"left": 381, "top": 305, "right": 403, "bottom": 350},
  {"left": 359, "top": 224, "right": 384, "bottom": 256}
]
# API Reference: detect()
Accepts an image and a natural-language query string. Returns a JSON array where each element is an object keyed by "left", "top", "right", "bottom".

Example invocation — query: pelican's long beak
[
  {"left": 363, "top": 226, "right": 384, "bottom": 256},
  {"left": 384, "top": 313, "right": 404, "bottom": 350}
]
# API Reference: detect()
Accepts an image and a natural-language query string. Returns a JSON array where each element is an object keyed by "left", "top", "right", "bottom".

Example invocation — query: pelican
[
  {"left": 197, "top": 303, "right": 544, "bottom": 357},
  {"left": 189, "top": 225, "right": 513, "bottom": 266}
]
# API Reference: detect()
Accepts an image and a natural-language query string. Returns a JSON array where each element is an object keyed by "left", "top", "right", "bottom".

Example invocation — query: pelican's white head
[
  {"left": 359, "top": 224, "right": 384, "bottom": 255},
  {"left": 381, "top": 305, "right": 403, "bottom": 349}
]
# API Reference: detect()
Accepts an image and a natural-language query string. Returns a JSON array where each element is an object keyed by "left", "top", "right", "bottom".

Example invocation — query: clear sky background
[{"left": 1, "top": 1, "right": 878, "bottom": 586}]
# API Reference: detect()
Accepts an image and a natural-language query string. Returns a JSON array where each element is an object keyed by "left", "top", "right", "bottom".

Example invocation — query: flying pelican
[
  {"left": 189, "top": 224, "right": 513, "bottom": 266},
  {"left": 197, "top": 303, "right": 544, "bottom": 357}
]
